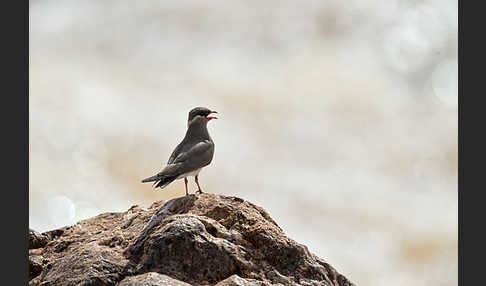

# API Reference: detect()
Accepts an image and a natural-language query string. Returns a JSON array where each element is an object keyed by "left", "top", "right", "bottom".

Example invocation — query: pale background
[{"left": 29, "top": 1, "right": 457, "bottom": 285}]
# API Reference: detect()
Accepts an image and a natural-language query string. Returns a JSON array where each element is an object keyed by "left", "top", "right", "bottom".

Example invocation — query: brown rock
[
  {"left": 29, "top": 255, "right": 44, "bottom": 280},
  {"left": 29, "top": 193, "right": 355, "bottom": 286},
  {"left": 215, "top": 275, "right": 272, "bottom": 286},
  {"left": 29, "top": 229, "right": 50, "bottom": 249},
  {"left": 118, "top": 272, "right": 191, "bottom": 286}
]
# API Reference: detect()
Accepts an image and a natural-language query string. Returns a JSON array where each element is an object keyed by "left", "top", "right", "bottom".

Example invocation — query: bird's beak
[{"left": 207, "top": 111, "right": 218, "bottom": 120}]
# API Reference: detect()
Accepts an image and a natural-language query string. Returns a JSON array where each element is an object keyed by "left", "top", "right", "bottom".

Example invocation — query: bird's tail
[
  {"left": 141, "top": 174, "right": 160, "bottom": 183},
  {"left": 141, "top": 174, "right": 178, "bottom": 189}
]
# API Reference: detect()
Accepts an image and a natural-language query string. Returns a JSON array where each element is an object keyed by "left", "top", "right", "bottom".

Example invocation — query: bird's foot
[{"left": 196, "top": 189, "right": 204, "bottom": 194}]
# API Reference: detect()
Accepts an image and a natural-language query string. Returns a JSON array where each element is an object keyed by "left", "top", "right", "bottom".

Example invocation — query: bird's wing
[
  {"left": 161, "top": 140, "right": 214, "bottom": 177},
  {"left": 167, "top": 141, "right": 185, "bottom": 165}
]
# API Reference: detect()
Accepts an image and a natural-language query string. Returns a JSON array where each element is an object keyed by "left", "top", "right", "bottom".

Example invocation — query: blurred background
[{"left": 29, "top": 0, "right": 457, "bottom": 285}]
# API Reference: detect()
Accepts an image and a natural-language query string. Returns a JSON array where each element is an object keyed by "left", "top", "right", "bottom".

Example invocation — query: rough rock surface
[
  {"left": 29, "top": 193, "right": 355, "bottom": 286},
  {"left": 29, "top": 229, "right": 49, "bottom": 249},
  {"left": 119, "top": 272, "right": 191, "bottom": 286}
]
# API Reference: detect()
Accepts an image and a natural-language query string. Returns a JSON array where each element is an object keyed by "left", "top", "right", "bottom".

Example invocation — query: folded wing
[{"left": 168, "top": 140, "right": 214, "bottom": 175}]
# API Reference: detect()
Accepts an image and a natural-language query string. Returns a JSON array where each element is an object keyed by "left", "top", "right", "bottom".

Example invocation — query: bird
[{"left": 141, "top": 107, "right": 218, "bottom": 196}]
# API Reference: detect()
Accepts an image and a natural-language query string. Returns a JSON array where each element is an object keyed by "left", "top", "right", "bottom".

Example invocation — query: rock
[
  {"left": 29, "top": 229, "right": 50, "bottom": 249},
  {"left": 118, "top": 272, "right": 191, "bottom": 286},
  {"left": 29, "top": 193, "right": 355, "bottom": 286},
  {"left": 215, "top": 275, "right": 272, "bottom": 286},
  {"left": 29, "top": 255, "right": 44, "bottom": 280}
]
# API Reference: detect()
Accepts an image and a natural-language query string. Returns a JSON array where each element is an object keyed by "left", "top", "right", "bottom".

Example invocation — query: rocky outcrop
[{"left": 29, "top": 193, "right": 355, "bottom": 286}]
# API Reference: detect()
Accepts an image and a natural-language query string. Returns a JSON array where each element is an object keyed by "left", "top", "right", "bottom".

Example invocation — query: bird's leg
[
  {"left": 184, "top": 177, "right": 189, "bottom": 196},
  {"left": 195, "top": 175, "right": 204, "bottom": 194}
]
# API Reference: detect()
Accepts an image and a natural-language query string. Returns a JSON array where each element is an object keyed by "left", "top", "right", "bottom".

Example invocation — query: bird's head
[{"left": 188, "top": 107, "right": 218, "bottom": 126}]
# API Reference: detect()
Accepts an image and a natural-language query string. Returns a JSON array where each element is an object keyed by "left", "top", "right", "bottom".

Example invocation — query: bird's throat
[{"left": 186, "top": 121, "right": 211, "bottom": 141}]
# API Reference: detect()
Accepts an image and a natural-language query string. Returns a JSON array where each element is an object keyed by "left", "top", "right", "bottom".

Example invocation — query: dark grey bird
[{"left": 141, "top": 107, "right": 218, "bottom": 195}]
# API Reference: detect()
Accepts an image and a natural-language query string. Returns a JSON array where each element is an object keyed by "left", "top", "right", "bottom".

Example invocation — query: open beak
[{"left": 207, "top": 111, "right": 218, "bottom": 120}]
